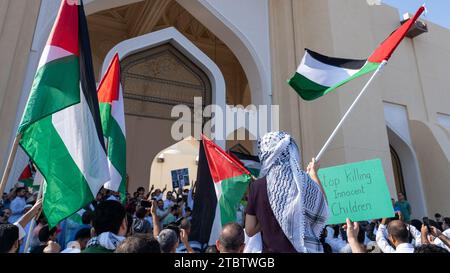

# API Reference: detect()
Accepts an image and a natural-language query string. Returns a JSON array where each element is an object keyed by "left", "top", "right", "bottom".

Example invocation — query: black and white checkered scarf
[{"left": 258, "top": 131, "right": 329, "bottom": 253}]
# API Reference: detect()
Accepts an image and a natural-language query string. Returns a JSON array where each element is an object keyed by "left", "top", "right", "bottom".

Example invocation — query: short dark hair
[
  {"left": 92, "top": 200, "right": 126, "bottom": 235},
  {"left": 38, "top": 225, "right": 57, "bottom": 242},
  {"left": 158, "top": 229, "right": 179, "bottom": 253},
  {"left": 137, "top": 187, "right": 145, "bottom": 192},
  {"left": 387, "top": 220, "right": 409, "bottom": 243},
  {"left": 218, "top": 223, "right": 244, "bottom": 253},
  {"left": 75, "top": 228, "right": 91, "bottom": 241},
  {"left": 15, "top": 187, "right": 26, "bottom": 194},
  {"left": 115, "top": 237, "right": 161, "bottom": 253},
  {"left": 81, "top": 211, "right": 93, "bottom": 225},
  {"left": 414, "top": 244, "right": 449, "bottom": 253},
  {"left": 0, "top": 224, "right": 19, "bottom": 253},
  {"left": 443, "top": 217, "right": 450, "bottom": 226},
  {"left": 180, "top": 218, "right": 191, "bottom": 231},
  {"left": 135, "top": 207, "right": 147, "bottom": 219},
  {"left": 435, "top": 213, "right": 442, "bottom": 218}
]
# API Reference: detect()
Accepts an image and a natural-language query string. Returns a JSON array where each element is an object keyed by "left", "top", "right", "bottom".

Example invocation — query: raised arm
[
  {"left": 151, "top": 200, "right": 160, "bottom": 238},
  {"left": 16, "top": 199, "right": 42, "bottom": 228},
  {"left": 306, "top": 158, "right": 326, "bottom": 197}
]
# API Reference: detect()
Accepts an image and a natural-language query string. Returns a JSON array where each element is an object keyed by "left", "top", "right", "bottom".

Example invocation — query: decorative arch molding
[
  {"left": 85, "top": 0, "right": 270, "bottom": 106},
  {"left": 386, "top": 123, "right": 428, "bottom": 218},
  {"left": 101, "top": 27, "right": 226, "bottom": 147}
]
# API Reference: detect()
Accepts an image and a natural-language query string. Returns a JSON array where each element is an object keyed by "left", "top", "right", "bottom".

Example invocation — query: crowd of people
[{"left": 1, "top": 131, "right": 449, "bottom": 254}]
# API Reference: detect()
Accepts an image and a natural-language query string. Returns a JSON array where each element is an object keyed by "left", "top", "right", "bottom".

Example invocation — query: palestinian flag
[
  {"left": 18, "top": 161, "right": 35, "bottom": 188},
  {"left": 228, "top": 151, "right": 260, "bottom": 177},
  {"left": 97, "top": 53, "right": 127, "bottom": 204},
  {"left": 288, "top": 6, "right": 425, "bottom": 100},
  {"left": 17, "top": 0, "right": 109, "bottom": 227},
  {"left": 190, "top": 135, "right": 251, "bottom": 246}
]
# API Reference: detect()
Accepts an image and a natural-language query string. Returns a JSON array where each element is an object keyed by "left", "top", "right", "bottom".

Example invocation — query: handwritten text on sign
[{"left": 318, "top": 158, "right": 394, "bottom": 225}]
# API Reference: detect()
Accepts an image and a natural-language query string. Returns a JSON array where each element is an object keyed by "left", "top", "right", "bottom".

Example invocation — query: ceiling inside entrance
[{"left": 87, "top": 0, "right": 251, "bottom": 106}]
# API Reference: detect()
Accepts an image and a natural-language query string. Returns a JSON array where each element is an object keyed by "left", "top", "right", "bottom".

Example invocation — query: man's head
[
  {"left": 0, "top": 224, "right": 19, "bottom": 253},
  {"left": 157, "top": 200, "right": 164, "bottom": 210},
  {"left": 434, "top": 213, "right": 442, "bottom": 222},
  {"left": 92, "top": 200, "right": 127, "bottom": 236},
  {"left": 75, "top": 228, "right": 91, "bottom": 250},
  {"left": 397, "top": 192, "right": 405, "bottom": 201},
  {"left": 137, "top": 187, "right": 145, "bottom": 195},
  {"left": 38, "top": 225, "right": 58, "bottom": 243},
  {"left": 387, "top": 220, "right": 409, "bottom": 247},
  {"left": 1, "top": 209, "right": 11, "bottom": 222},
  {"left": 216, "top": 223, "right": 245, "bottom": 253},
  {"left": 166, "top": 191, "right": 173, "bottom": 200},
  {"left": 15, "top": 187, "right": 26, "bottom": 198},
  {"left": 185, "top": 207, "right": 192, "bottom": 217},
  {"left": 115, "top": 237, "right": 161, "bottom": 253},
  {"left": 154, "top": 189, "right": 162, "bottom": 196},
  {"left": 135, "top": 207, "right": 148, "bottom": 219},
  {"left": 158, "top": 229, "right": 179, "bottom": 253},
  {"left": 443, "top": 217, "right": 450, "bottom": 230},
  {"left": 180, "top": 218, "right": 191, "bottom": 235},
  {"left": 81, "top": 211, "right": 93, "bottom": 226},
  {"left": 414, "top": 244, "right": 449, "bottom": 253}
]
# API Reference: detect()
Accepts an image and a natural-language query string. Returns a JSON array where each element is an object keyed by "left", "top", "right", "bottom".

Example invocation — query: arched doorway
[
  {"left": 119, "top": 42, "right": 211, "bottom": 193},
  {"left": 386, "top": 125, "right": 427, "bottom": 218},
  {"left": 101, "top": 27, "right": 225, "bottom": 193},
  {"left": 390, "top": 145, "right": 407, "bottom": 199}
]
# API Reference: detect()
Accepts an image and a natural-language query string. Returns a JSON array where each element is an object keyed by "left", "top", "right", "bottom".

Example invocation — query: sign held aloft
[{"left": 318, "top": 158, "right": 394, "bottom": 225}]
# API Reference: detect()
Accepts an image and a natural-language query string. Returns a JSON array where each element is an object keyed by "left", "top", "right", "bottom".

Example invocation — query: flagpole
[
  {"left": 315, "top": 60, "right": 388, "bottom": 161},
  {"left": 23, "top": 171, "right": 44, "bottom": 253},
  {"left": 0, "top": 133, "right": 22, "bottom": 196}
]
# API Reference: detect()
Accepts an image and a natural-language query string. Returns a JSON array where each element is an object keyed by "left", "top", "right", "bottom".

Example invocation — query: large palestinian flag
[
  {"left": 97, "top": 53, "right": 127, "bottom": 204},
  {"left": 17, "top": 0, "right": 109, "bottom": 227},
  {"left": 288, "top": 6, "right": 425, "bottom": 100},
  {"left": 190, "top": 135, "right": 251, "bottom": 247}
]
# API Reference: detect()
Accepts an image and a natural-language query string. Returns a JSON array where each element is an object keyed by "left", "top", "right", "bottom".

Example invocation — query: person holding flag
[{"left": 245, "top": 131, "right": 329, "bottom": 253}]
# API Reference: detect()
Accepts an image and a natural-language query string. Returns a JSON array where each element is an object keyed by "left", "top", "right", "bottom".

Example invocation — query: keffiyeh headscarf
[
  {"left": 86, "top": 232, "right": 125, "bottom": 251},
  {"left": 258, "top": 131, "right": 329, "bottom": 253}
]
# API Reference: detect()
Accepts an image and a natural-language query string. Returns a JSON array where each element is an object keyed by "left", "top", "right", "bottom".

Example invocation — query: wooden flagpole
[{"left": 0, "top": 133, "right": 22, "bottom": 196}]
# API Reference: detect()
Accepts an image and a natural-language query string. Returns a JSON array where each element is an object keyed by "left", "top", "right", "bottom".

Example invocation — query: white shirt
[
  {"left": 9, "top": 197, "right": 26, "bottom": 223},
  {"left": 376, "top": 224, "right": 415, "bottom": 253},
  {"left": 433, "top": 228, "right": 450, "bottom": 251}
]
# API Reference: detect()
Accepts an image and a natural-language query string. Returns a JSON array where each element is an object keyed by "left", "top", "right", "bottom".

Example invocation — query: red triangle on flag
[
  {"left": 368, "top": 6, "right": 425, "bottom": 63},
  {"left": 98, "top": 53, "right": 121, "bottom": 103},
  {"left": 201, "top": 134, "right": 250, "bottom": 183},
  {"left": 47, "top": 0, "right": 79, "bottom": 56}
]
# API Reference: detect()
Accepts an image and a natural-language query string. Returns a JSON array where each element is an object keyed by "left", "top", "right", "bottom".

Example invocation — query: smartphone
[
  {"left": 423, "top": 217, "right": 431, "bottom": 232},
  {"left": 140, "top": 200, "right": 152, "bottom": 208}
]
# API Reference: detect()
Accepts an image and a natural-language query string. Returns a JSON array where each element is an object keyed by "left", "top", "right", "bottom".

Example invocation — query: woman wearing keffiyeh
[{"left": 245, "top": 131, "right": 329, "bottom": 253}]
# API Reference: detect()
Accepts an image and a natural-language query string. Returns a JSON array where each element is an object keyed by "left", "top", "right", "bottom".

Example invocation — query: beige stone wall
[
  {"left": 269, "top": 0, "right": 449, "bottom": 217},
  {"left": 0, "top": 0, "right": 448, "bottom": 217},
  {"left": 0, "top": 0, "right": 41, "bottom": 174}
]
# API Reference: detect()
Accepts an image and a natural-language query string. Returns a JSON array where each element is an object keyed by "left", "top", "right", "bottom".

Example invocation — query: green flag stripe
[
  {"left": 288, "top": 62, "right": 380, "bottom": 101},
  {"left": 99, "top": 103, "right": 127, "bottom": 203},
  {"left": 20, "top": 116, "right": 93, "bottom": 227},
  {"left": 18, "top": 56, "right": 80, "bottom": 133},
  {"left": 217, "top": 174, "right": 251, "bottom": 225}
]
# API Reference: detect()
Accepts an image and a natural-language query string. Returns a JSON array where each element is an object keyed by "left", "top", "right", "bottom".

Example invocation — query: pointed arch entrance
[{"left": 101, "top": 27, "right": 225, "bottom": 193}]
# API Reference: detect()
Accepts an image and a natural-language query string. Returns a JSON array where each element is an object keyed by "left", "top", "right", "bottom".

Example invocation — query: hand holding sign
[{"left": 318, "top": 159, "right": 394, "bottom": 225}]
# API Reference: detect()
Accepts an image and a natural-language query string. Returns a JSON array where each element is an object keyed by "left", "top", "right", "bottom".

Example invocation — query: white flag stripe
[
  {"left": 52, "top": 87, "right": 110, "bottom": 196},
  {"left": 297, "top": 51, "right": 361, "bottom": 87},
  {"left": 111, "top": 84, "right": 126, "bottom": 135},
  {"left": 103, "top": 158, "right": 122, "bottom": 192},
  {"left": 37, "top": 45, "right": 73, "bottom": 71}
]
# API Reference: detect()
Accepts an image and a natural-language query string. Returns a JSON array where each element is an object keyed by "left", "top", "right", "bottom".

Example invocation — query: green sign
[{"left": 318, "top": 158, "right": 394, "bottom": 225}]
